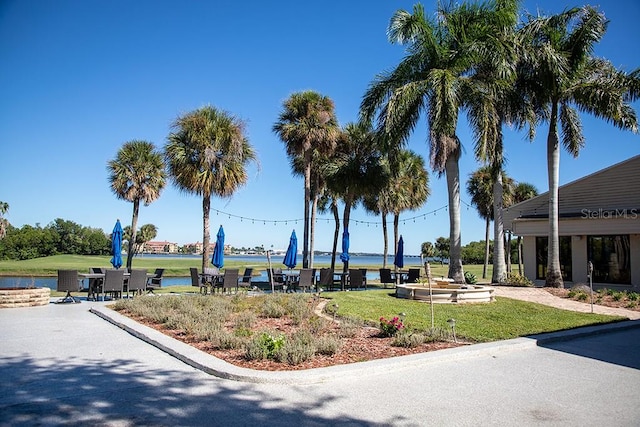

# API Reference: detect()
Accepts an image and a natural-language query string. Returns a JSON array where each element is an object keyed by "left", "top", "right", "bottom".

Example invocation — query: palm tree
[
  {"left": 324, "top": 122, "right": 388, "bottom": 272},
  {"left": 387, "top": 149, "right": 430, "bottom": 265},
  {"left": 108, "top": 140, "right": 166, "bottom": 270},
  {"left": 510, "top": 182, "right": 538, "bottom": 275},
  {"left": 165, "top": 106, "right": 257, "bottom": 271},
  {"left": 273, "top": 91, "right": 340, "bottom": 268},
  {"left": 518, "top": 6, "right": 640, "bottom": 287},
  {"left": 0, "top": 201, "right": 9, "bottom": 240},
  {"left": 362, "top": 2, "right": 505, "bottom": 282},
  {"left": 467, "top": 166, "right": 514, "bottom": 280}
]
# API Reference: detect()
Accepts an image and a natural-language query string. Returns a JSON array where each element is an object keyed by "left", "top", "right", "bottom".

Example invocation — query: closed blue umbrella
[
  {"left": 212, "top": 225, "right": 225, "bottom": 268},
  {"left": 110, "top": 219, "right": 123, "bottom": 269},
  {"left": 394, "top": 235, "right": 404, "bottom": 269},
  {"left": 340, "top": 228, "right": 350, "bottom": 263},
  {"left": 283, "top": 230, "right": 297, "bottom": 269}
]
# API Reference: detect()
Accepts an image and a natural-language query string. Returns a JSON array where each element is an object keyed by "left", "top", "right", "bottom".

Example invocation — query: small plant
[
  {"left": 464, "top": 271, "right": 477, "bottom": 285},
  {"left": 274, "top": 330, "right": 315, "bottom": 365},
  {"left": 504, "top": 273, "right": 534, "bottom": 287},
  {"left": 338, "top": 316, "right": 362, "bottom": 338},
  {"left": 315, "top": 335, "right": 341, "bottom": 355},
  {"left": 379, "top": 316, "right": 404, "bottom": 337},
  {"left": 628, "top": 292, "right": 639, "bottom": 302},
  {"left": 576, "top": 292, "right": 588, "bottom": 301},
  {"left": 392, "top": 330, "right": 425, "bottom": 348},
  {"left": 612, "top": 291, "right": 624, "bottom": 301},
  {"left": 245, "top": 332, "right": 285, "bottom": 360}
]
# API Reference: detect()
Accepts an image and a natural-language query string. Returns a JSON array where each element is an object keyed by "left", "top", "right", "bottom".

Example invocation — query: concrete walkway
[
  {"left": 493, "top": 286, "right": 640, "bottom": 320},
  {"left": 1, "top": 290, "right": 639, "bottom": 426}
]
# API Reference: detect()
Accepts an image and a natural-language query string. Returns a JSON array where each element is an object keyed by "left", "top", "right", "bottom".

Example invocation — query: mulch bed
[{"left": 544, "top": 287, "right": 640, "bottom": 312}]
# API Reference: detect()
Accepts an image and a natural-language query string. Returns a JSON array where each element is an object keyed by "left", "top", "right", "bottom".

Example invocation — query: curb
[{"left": 90, "top": 306, "right": 640, "bottom": 385}]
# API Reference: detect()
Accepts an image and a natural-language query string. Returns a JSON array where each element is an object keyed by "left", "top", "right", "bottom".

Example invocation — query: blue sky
[{"left": 1, "top": 0, "right": 638, "bottom": 255}]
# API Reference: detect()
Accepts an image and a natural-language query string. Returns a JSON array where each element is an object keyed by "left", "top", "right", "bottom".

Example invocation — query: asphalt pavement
[{"left": 1, "top": 294, "right": 639, "bottom": 426}]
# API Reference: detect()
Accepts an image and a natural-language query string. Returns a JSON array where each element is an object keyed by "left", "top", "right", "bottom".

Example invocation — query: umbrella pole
[{"left": 266, "top": 250, "right": 274, "bottom": 293}]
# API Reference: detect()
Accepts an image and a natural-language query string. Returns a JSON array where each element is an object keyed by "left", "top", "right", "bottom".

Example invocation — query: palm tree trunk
[
  {"left": 546, "top": 105, "right": 563, "bottom": 288},
  {"left": 127, "top": 199, "right": 140, "bottom": 270},
  {"left": 303, "top": 154, "right": 312, "bottom": 268},
  {"left": 517, "top": 236, "right": 523, "bottom": 275},
  {"left": 506, "top": 231, "right": 512, "bottom": 273},
  {"left": 202, "top": 194, "right": 211, "bottom": 272},
  {"left": 342, "top": 201, "right": 352, "bottom": 273},
  {"left": 492, "top": 172, "right": 506, "bottom": 284},
  {"left": 309, "top": 194, "right": 318, "bottom": 269},
  {"left": 483, "top": 216, "right": 490, "bottom": 279},
  {"left": 382, "top": 211, "right": 389, "bottom": 269},
  {"left": 445, "top": 156, "right": 465, "bottom": 283},
  {"left": 331, "top": 201, "right": 339, "bottom": 271}
]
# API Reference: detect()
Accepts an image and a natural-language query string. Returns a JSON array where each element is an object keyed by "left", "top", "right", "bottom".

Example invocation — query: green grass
[{"left": 323, "top": 290, "right": 624, "bottom": 342}]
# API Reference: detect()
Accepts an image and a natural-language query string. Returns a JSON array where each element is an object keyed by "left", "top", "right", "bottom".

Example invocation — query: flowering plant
[{"left": 379, "top": 316, "right": 404, "bottom": 337}]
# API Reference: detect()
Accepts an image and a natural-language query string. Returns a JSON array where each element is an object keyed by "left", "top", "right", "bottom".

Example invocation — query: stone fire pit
[{"left": 0, "top": 287, "right": 51, "bottom": 308}]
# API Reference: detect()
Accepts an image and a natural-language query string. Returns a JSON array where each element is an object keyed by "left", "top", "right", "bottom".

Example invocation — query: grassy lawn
[{"left": 322, "top": 289, "right": 624, "bottom": 342}]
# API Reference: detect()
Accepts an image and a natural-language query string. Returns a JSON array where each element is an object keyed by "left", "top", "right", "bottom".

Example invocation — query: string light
[{"left": 207, "top": 201, "right": 474, "bottom": 227}]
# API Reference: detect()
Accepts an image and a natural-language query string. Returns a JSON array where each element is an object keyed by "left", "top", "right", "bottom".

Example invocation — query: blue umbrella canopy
[
  {"left": 110, "top": 219, "right": 123, "bottom": 269},
  {"left": 212, "top": 225, "right": 225, "bottom": 268},
  {"left": 394, "top": 235, "right": 404, "bottom": 269},
  {"left": 283, "top": 230, "right": 297, "bottom": 269},
  {"left": 339, "top": 228, "right": 350, "bottom": 262}
]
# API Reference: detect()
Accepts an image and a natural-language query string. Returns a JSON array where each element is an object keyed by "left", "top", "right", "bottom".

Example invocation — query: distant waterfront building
[
  {"left": 503, "top": 155, "right": 640, "bottom": 290},
  {"left": 144, "top": 240, "right": 178, "bottom": 254}
]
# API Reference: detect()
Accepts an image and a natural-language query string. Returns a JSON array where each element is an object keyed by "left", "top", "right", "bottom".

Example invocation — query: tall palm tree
[
  {"left": 108, "top": 140, "right": 165, "bottom": 270},
  {"left": 467, "top": 166, "right": 514, "bottom": 280},
  {"left": 0, "top": 201, "right": 9, "bottom": 240},
  {"left": 362, "top": 2, "right": 505, "bottom": 282},
  {"left": 518, "top": 6, "right": 639, "bottom": 287},
  {"left": 510, "top": 182, "right": 538, "bottom": 275},
  {"left": 273, "top": 91, "right": 340, "bottom": 268},
  {"left": 325, "top": 122, "right": 388, "bottom": 272},
  {"left": 165, "top": 106, "right": 257, "bottom": 271},
  {"left": 388, "top": 149, "right": 430, "bottom": 264}
]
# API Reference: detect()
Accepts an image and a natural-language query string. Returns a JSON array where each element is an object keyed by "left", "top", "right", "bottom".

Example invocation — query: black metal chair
[
  {"left": 126, "top": 269, "right": 147, "bottom": 297},
  {"left": 379, "top": 268, "right": 396, "bottom": 288},
  {"left": 238, "top": 267, "right": 253, "bottom": 290},
  {"left": 318, "top": 268, "right": 334, "bottom": 291},
  {"left": 297, "top": 268, "right": 314, "bottom": 293},
  {"left": 222, "top": 268, "right": 240, "bottom": 293},
  {"left": 56, "top": 270, "right": 81, "bottom": 303},
  {"left": 267, "top": 268, "right": 286, "bottom": 292},
  {"left": 146, "top": 268, "right": 164, "bottom": 293},
  {"left": 348, "top": 268, "right": 366, "bottom": 290},
  {"left": 88, "top": 267, "right": 105, "bottom": 300},
  {"left": 190, "top": 267, "right": 209, "bottom": 294},
  {"left": 406, "top": 268, "right": 421, "bottom": 283},
  {"left": 103, "top": 269, "right": 125, "bottom": 299}
]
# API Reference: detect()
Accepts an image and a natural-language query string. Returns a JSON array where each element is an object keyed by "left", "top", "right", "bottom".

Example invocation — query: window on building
[
  {"left": 536, "top": 236, "right": 572, "bottom": 281},
  {"left": 587, "top": 235, "right": 631, "bottom": 284}
]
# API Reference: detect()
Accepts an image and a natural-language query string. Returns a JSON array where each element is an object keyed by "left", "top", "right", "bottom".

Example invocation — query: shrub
[
  {"left": 628, "top": 292, "right": 639, "bottom": 302},
  {"left": 612, "top": 291, "right": 624, "bottom": 301},
  {"left": 234, "top": 311, "right": 256, "bottom": 330},
  {"left": 315, "top": 335, "right": 341, "bottom": 355},
  {"left": 274, "top": 330, "right": 315, "bottom": 365},
  {"left": 464, "top": 271, "right": 477, "bottom": 285},
  {"left": 245, "top": 331, "right": 285, "bottom": 360},
  {"left": 576, "top": 292, "right": 588, "bottom": 301},
  {"left": 338, "top": 316, "right": 362, "bottom": 338},
  {"left": 423, "top": 327, "right": 450, "bottom": 343},
  {"left": 261, "top": 298, "right": 286, "bottom": 318},
  {"left": 379, "top": 316, "right": 404, "bottom": 337},
  {"left": 392, "top": 330, "right": 425, "bottom": 348},
  {"left": 504, "top": 273, "right": 534, "bottom": 287}
]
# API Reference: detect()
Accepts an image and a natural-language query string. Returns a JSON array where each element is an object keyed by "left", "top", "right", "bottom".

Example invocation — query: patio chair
[
  {"left": 88, "top": 267, "right": 105, "bottom": 300},
  {"left": 360, "top": 268, "right": 368, "bottom": 289},
  {"left": 126, "top": 269, "right": 147, "bottom": 297},
  {"left": 347, "top": 268, "right": 365, "bottom": 290},
  {"left": 318, "top": 268, "right": 335, "bottom": 291},
  {"left": 56, "top": 270, "right": 81, "bottom": 303},
  {"left": 238, "top": 268, "right": 253, "bottom": 290},
  {"left": 406, "top": 268, "right": 421, "bottom": 284},
  {"left": 146, "top": 268, "right": 164, "bottom": 293},
  {"left": 190, "top": 268, "right": 209, "bottom": 294},
  {"left": 297, "top": 268, "right": 314, "bottom": 293},
  {"left": 103, "top": 269, "right": 125, "bottom": 299},
  {"left": 379, "top": 268, "right": 396, "bottom": 288},
  {"left": 222, "top": 268, "right": 240, "bottom": 293},
  {"left": 267, "top": 268, "right": 286, "bottom": 292}
]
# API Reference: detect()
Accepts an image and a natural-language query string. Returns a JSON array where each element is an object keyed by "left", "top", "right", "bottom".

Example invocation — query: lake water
[{"left": 0, "top": 254, "right": 431, "bottom": 288}]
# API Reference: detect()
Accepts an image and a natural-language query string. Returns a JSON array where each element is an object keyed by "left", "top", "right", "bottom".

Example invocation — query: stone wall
[{"left": 0, "top": 288, "right": 51, "bottom": 308}]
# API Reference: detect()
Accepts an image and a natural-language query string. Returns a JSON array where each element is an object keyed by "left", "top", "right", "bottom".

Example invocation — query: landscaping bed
[{"left": 545, "top": 287, "right": 640, "bottom": 312}]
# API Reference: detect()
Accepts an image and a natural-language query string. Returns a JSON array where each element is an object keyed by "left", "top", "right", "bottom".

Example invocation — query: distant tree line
[{"left": 0, "top": 218, "right": 110, "bottom": 260}]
